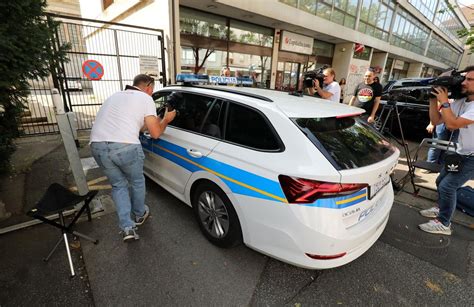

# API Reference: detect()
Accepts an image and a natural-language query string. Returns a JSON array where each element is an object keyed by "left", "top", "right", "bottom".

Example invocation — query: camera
[
  {"left": 302, "top": 65, "right": 329, "bottom": 91},
  {"left": 427, "top": 69, "right": 465, "bottom": 99},
  {"left": 387, "top": 69, "right": 465, "bottom": 104},
  {"left": 158, "top": 91, "right": 183, "bottom": 117}
]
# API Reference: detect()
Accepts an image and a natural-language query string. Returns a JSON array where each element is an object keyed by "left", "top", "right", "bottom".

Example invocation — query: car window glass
[
  {"left": 153, "top": 92, "right": 169, "bottom": 109},
  {"left": 168, "top": 93, "right": 216, "bottom": 134},
  {"left": 225, "top": 103, "right": 279, "bottom": 150},
  {"left": 201, "top": 100, "right": 224, "bottom": 138},
  {"left": 294, "top": 116, "right": 395, "bottom": 169}
]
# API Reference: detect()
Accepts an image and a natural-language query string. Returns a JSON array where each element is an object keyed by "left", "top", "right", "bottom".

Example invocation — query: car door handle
[{"left": 187, "top": 149, "right": 203, "bottom": 158}]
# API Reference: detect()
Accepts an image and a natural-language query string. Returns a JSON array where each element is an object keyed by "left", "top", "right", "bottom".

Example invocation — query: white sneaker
[
  {"left": 418, "top": 219, "right": 452, "bottom": 235},
  {"left": 419, "top": 207, "right": 439, "bottom": 218}
]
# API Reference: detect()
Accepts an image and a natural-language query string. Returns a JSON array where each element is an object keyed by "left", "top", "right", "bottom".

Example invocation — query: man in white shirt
[
  {"left": 419, "top": 66, "right": 474, "bottom": 235},
  {"left": 90, "top": 74, "right": 176, "bottom": 242},
  {"left": 308, "top": 67, "right": 341, "bottom": 103}
]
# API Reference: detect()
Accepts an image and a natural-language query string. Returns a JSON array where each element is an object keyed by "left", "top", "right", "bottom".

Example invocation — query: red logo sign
[
  {"left": 82, "top": 60, "right": 104, "bottom": 80},
  {"left": 354, "top": 43, "right": 365, "bottom": 54}
]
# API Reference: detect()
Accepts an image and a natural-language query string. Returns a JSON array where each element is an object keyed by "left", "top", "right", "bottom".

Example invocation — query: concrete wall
[
  {"left": 371, "top": 52, "right": 388, "bottom": 79},
  {"left": 47, "top": 0, "right": 81, "bottom": 17},
  {"left": 344, "top": 58, "right": 371, "bottom": 104},
  {"left": 407, "top": 63, "right": 423, "bottom": 78},
  {"left": 332, "top": 43, "right": 354, "bottom": 82}
]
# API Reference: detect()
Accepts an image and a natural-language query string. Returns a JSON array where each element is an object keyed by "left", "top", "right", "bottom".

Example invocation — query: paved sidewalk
[{"left": 0, "top": 132, "right": 472, "bottom": 305}]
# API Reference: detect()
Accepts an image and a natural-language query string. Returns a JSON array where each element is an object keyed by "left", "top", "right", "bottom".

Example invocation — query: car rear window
[{"left": 293, "top": 116, "right": 395, "bottom": 169}]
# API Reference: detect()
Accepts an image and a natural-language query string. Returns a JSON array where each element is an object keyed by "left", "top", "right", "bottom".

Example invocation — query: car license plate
[{"left": 370, "top": 176, "right": 390, "bottom": 199}]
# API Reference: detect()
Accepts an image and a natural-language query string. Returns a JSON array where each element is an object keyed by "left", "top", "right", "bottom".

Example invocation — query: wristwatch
[{"left": 440, "top": 102, "right": 450, "bottom": 110}]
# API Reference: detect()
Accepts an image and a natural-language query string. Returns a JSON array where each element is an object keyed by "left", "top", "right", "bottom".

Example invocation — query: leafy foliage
[{"left": 0, "top": 1, "right": 69, "bottom": 174}]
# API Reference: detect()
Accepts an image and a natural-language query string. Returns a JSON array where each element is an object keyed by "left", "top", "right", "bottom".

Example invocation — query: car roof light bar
[{"left": 174, "top": 74, "right": 273, "bottom": 102}]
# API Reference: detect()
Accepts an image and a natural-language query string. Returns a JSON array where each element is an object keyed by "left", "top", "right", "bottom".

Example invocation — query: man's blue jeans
[
  {"left": 91, "top": 142, "right": 146, "bottom": 231},
  {"left": 436, "top": 155, "right": 474, "bottom": 226},
  {"left": 427, "top": 124, "right": 459, "bottom": 163}
]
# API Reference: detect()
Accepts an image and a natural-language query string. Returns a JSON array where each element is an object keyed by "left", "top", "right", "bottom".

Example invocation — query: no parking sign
[{"left": 82, "top": 60, "right": 104, "bottom": 80}]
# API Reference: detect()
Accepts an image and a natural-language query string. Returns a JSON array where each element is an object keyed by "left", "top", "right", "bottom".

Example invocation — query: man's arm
[
  {"left": 429, "top": 86, "right": 474, "bottom": 130},
  {"left": 348, "top": 96, "right": 356, "bottom": 106},
  {"left": 426, "top": 121, "right": 435, "bottom": 134},
  {"left": 368, "top": 96, "right": 381, "bottom": 123},
  {"left": 144, "top": 108, "right": 176, "bottom": 139},
  {"left": 440, "top": 107, "right": 474, "bottom": 130},
  {"left": 313, "top": 80, "right": 333, "bottom": 100},
  {"left": 428, "top": 97, "right": 443, "bottom": 126}
]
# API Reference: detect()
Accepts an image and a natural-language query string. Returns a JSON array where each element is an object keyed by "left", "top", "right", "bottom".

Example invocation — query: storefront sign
[
  {"left": 139, "top": 55, "right": 159, "bottom": 76},
  {"left": 393, "top": 59, "right": 405, "bottom": 70},
  {"left": 280, "top": 31, "right": 313, "bottom": 55}
]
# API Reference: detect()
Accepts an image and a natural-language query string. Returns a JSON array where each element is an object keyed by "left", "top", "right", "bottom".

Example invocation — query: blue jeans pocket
[{"left": 110, "top": 144, "right": 143, "bottom": 166}]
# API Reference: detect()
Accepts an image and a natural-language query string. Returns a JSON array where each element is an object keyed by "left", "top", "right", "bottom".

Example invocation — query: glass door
[{"left": 276, "top": 61, "right": 301, "bottom": 92}]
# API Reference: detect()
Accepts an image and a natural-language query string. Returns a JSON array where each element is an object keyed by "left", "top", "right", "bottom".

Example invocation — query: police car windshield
[{"left": 293, "top": 116, "right": 395, "bottom": 169}]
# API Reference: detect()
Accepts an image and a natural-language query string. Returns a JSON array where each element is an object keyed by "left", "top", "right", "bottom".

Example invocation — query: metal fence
[{"left": 22, "top": 14, "right": 166, "bottom": 136}]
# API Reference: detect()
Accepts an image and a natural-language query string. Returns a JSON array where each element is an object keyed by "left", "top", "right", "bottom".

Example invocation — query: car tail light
[
  {"left": 305, "top": 252, "right": 347, "bottom": 260},
  {"left": 278, "top": 175, "right": 367, "bottom": 204}
]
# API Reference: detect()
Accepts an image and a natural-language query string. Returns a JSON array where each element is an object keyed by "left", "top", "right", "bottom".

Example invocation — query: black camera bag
[{"left": 444, "top": 151, "right": 463, "bottom": 173}]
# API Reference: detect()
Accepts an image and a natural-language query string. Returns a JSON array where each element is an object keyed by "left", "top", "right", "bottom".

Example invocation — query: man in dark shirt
[{"left": 349, "top": 69, "right": 383, "bottom": 124}]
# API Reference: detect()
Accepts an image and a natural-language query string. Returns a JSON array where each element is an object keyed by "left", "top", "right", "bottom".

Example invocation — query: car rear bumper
[{"left": 235, "top": 183, "right": 394, "bottom": 269}]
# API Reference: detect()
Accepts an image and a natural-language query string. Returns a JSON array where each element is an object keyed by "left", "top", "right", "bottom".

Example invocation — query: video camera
[
  {"left": 157, "top": 91, "right": 183, "bottom": 117},
  {"left": 387, "top": 69, "right": 465, "bottom": 104},
  {"left": 427, "top": 69, "right": 465, "bottom": 99},
  {"left": 303, "top": 65, "right": 329, "bottom": 90}
]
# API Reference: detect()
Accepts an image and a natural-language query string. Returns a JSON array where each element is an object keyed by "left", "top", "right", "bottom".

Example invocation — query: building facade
[{"left": 80, "top": 0, "right": 469, "bottom": 100}]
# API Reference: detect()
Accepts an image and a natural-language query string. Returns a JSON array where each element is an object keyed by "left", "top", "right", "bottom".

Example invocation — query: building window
[
  {"left": 358, "top": 0, "right": 395, "bottom": 41},
  {"left": 390, "top": 8, "right": 430, "bottom": 55},
  {"left": 426, "top": 33, "right": 461, "bottom": 67},
  {"left": 102, "top": 0, "right": 113, "bottom": 10},
  {"left": 313, "top": 40, "right": 334, "bottom": 58},
  {"left": 434, "top": 0, "right": 464, "bottom": 44},
  {"left": 229, "top": 20, "right": 273, "bottom": 47},
  {"left": 179, "top": 7, "right": 273, "bottom": 88},
  {"left": 180, "top": 7, "right": 228, "bottom": 40},
  {"left": 408, "top": 0, "right": 437, "bottom": 21},
  {"left": 280, "top": 0, "right": 358, "bottom": 29}
]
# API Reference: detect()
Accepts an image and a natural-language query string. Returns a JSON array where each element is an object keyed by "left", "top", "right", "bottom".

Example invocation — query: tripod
[{"left": 374, "top": 99, "right": 417, "bottom": 192}]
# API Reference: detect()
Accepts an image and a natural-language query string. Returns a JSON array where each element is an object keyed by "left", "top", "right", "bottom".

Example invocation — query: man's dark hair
[
  {"left": 464, "top": 66, "right": 474, "bottom": 73},
  {"left": 133, "top": 74, "right": 155, "bottom": 87}
]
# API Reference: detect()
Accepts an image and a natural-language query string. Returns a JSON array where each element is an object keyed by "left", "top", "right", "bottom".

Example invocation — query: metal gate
[{"left": 22, "top": 14, "right": 166, "bottom": 135}]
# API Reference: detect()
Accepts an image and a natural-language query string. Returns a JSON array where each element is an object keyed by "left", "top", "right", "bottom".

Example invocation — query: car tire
[{"left": 192, "top": 182, "right": 242, "bottom": 248}]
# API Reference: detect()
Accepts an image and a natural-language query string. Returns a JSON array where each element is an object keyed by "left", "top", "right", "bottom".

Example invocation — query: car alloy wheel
[
  {"left": 197, "top": 191, "right": 229, "bottom": 238},
  {"left": 192, "top": 182, "right": 242, "bottom": 248}
]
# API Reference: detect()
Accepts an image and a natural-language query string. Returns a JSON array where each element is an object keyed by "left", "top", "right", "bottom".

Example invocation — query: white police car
[{"left": 140, "top": 85, "right": 399, "bottom": 269}]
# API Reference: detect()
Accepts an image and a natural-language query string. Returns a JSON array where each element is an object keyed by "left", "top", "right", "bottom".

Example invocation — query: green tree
[{"left": 0, "top": 0, "right": 68, "bottom": 174}]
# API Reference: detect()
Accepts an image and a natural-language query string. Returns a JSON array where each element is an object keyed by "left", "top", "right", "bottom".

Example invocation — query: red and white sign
[
  {"left": 354, "top": 43, "right": 365, "bottom": 54},
  {"left": 280, "top": 31, "right": 313, "bottom": 55}
]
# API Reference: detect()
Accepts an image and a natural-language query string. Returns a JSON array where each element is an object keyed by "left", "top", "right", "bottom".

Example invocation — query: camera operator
[
  {"left": 348, "top": 69, "right": 383, "bottom": 124},
  {"left": 90, "top": 74, "right": 176, "bottom": 242},
  {"left": 418, "top": 66, "right": 474, "bottom": 236},
  {"left": 307, "top": 67, "right": 341, "bottom": 103}
]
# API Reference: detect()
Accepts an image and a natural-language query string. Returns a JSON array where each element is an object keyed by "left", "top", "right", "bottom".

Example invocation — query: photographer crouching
[
  {"left": 418, "top": 66, "right": 474, "bottom": 235},
  {"left": 305, "top": 67, "right": 341, "bottom": 103}
]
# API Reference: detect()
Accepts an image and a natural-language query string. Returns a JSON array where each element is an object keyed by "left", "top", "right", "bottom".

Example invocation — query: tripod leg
[
  {"left": 394, "top": 104, "right": 418, "bottom": 192},
  {"left": 43, "top": 235, "right": 64, "bottom": 262},
  {"left": 59, "top": 212, "right": 75, "bottom": 277},
  {"left": 63, "top": 233, "right": 75, "bottom": 277},
  {"left": 72, "top": 231, "right": 98, "bottom": 244}
]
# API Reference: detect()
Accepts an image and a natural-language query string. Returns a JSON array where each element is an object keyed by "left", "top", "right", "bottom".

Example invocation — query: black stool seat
[
  {"left": 27, "top": 183, "right": 99, "bottom": 277},
  {"left": 31, "top": 183, "right": 96, "bottom": 215}
]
